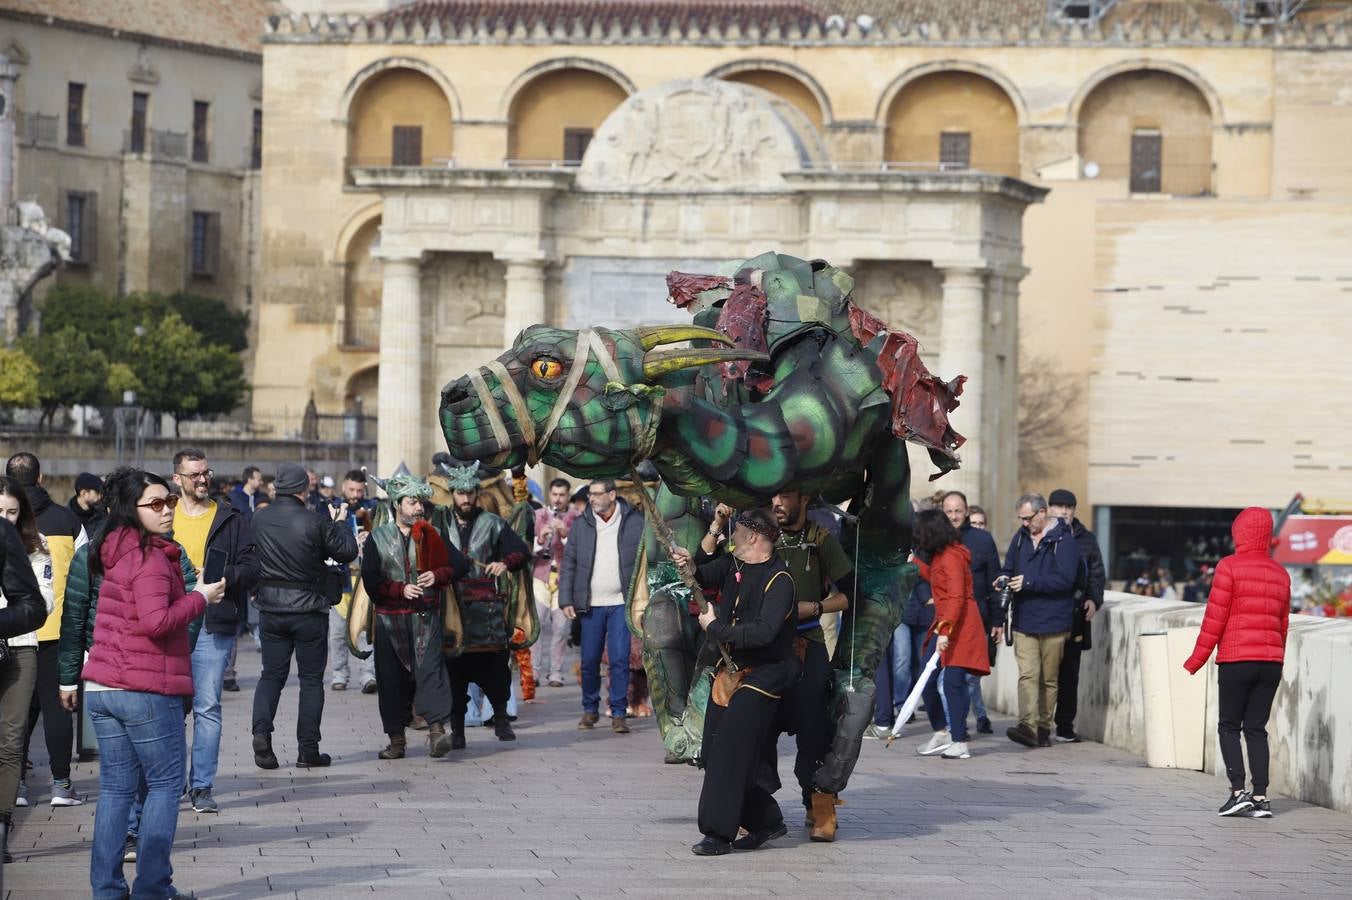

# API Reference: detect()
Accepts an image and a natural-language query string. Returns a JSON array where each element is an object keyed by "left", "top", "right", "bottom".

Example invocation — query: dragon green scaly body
[{"left": 439, "top": 252, "right": 964, "bottom": 792}]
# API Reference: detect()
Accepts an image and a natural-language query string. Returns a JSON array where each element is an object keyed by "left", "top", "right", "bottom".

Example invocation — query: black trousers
[
  {"left": 446, "top": 649, "right": 512, "bottom": 726},
  {"left": 252, "top": 611, "right": 328, "bottom": 756},
  {"left": 374, "top": 614, "right": 452, "bottom": 734},
  {"left": 757, "top": 640, "right": 833, "bottom": 808},
  {"left": 699, "top": 687, "right": 783, "bottom": 841},
  {"left": 1054, "top": 636, "right": 1084, "bottom": 736},
  {"left": 1218, "top": 661, "right": 1282, "bottom": 794},
  {"left": 24, "top": 641, "right": 74, "bottom": 780}
]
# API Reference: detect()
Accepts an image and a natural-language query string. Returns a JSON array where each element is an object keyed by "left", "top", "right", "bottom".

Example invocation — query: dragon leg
[{"left": 815, "top": 432, "right": 916, "bottom": 794}]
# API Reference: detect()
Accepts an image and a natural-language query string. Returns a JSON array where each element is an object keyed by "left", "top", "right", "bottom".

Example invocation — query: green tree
[
  {"left": 38, "top": 283, "right": 149, "bottom": 359},
  {"left": 21, "top": 328, "right": 111, "bottom": 429},
  {"left": 0, "top": 348, "right": 39, "bottom": 410},
  {"left": 165, "top": 292, "right": 250, "bottom": 352},
  {"left": 127, "top": 314, "right": 247, "bottom": 434}
]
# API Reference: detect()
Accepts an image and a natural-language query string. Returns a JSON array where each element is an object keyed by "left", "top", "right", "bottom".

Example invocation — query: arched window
[
  {"left": 720, "top": 69, "right": 826, "bottom": 131},
  {"left": 1077, "top": 70, "right": 1213, "bottom": 195},
  {"left": 348, "top": 67, "right": 453, "bottom": 167},
  {"left": 342, "top": 216, "right": 382, "bottom": 348},
  {"left": 883, "top": 71, "right": 1020, "bottom": 177},
  {"left": 507, "top": 68, "right": 628, "bottom": 164}
]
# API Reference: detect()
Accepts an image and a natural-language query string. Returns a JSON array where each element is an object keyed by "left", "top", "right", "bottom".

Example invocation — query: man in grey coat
[{"left": 559, "top": 479, "right": 645, "bottom": 734}]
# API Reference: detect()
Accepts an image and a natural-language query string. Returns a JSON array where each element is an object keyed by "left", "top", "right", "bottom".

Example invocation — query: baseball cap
[
  {"left": 75, "top": 472, "right": 104, "bottom": 493},
  {"left": 1048, "top": 489, "right": 1077, "bottom": 507},
  {"left": 320, "top": 475, "right": 335, "bottom": 488}
]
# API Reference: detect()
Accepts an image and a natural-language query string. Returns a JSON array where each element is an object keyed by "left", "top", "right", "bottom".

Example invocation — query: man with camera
[
  {"left": 327, "top": 470, "right": 377, "bottom": 693},
  {"left": 251, "top": 463, "right": 358, "bottom": 770},
  {"left": 996, "top": 492, "right": 1081, "bottom": 749}
]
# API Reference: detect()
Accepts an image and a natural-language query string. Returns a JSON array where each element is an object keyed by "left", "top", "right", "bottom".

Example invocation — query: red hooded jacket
[
  {"left": 82, "top": 527, "right": 205, "bottom": 696},
  {"left": 919, "top": 542, "right": 991, "bottom": 676},
  {"left": 1183, "top": 507, "right": 1290, "bottom": 673}
]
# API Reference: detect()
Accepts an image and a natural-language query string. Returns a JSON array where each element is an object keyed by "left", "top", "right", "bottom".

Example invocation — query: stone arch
[
  {"left": 875, "top": 60, "right": 1028, "bottom": 128},
  {"left": 344, "top": 365, "right": 379, "bottom": 419},
  {"left": 343, "top": 59, "right": 457, "bottom": 166},
  {"left": 338, "top": 56, "right": 463, "bottom": 121},
  {"left": 879, "top": 64, "right": 1023, "bottom": 177},
  {"left": 1075, "top": 66, "right": 1215, "bottom": 195},
  {"left": 340, "top": 214, "right": 383, "bottom": 349},
  {"left": 706, "top": 59, "right": 834, "bottom": 129},
  {"left": 503, "top": 60, "right": 633, "bottom": 162},
  {"left": 334, "top": 202, "right": 383, "bottom": 263},
  {"left": 1067, "top": 59, "right": 1223, "bottom": 125},
  {"left": 496, "top": 57, "right": 636, "bottom": 120}
]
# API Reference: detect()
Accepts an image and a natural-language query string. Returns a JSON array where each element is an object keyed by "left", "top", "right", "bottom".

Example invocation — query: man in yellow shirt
[{"left": 171, "top": 449, "right": 257, "bottom": 814}]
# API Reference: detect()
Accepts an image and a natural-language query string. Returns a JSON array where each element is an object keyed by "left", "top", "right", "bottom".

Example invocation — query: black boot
[
  {"left": 253, "top": 734, "right": 279, "bottom": 770},
  {"left": 450, "top": 720, "right": 466, "bottom": 750},
  {"left": 494, "top": 718, "right": 516, "bottom": 742},
  {"left": 2, "top": 812, "right": 12, "bottom": 864}
]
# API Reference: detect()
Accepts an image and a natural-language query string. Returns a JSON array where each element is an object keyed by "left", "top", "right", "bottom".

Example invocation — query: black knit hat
[
  {"left": 74, "top": 472, "right": 103, "bottom": 493},
  {"left": 1048, "top": 489, "right": 1077, "bottom": 507}
]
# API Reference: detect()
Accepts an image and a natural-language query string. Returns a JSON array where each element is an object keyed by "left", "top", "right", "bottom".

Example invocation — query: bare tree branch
[{"left": 1018, "top": 353, "right": 1086, "bottom": 481}]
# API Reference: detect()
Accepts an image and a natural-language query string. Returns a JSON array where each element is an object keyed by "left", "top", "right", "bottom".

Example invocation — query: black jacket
[
  {"left": 558, "top": 499, "right": 645, "bottom": 613},
  {"left": 961, "top": 523, "right": 1003, "bottom": 628},
  {"left": 251, "top": 495, "right": 357, "bottom": 614},
  {"left": 1068, "top": 517, "right": 1107, "bottom": 648},
  {"left": 68, "top": 497, "right": 107, "bottom": 540},
  {"left": 199, "top": 501, "right": 259, "bottom": 634},
  {"left": 0, "top": 518, "right": 47, "bottom": 639}
]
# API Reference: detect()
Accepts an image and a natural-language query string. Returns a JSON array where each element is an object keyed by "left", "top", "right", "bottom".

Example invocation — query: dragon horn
[
  {"left": 641, "top": 348, "right": 770, "bottom": 381},
  {"left": 633, "top": 325, "right": 736, "bottom": 351}
]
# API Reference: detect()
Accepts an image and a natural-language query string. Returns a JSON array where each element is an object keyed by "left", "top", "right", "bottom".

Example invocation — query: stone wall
[{"left": 985, "top": 592, "right": 1352, "bottom": 815}]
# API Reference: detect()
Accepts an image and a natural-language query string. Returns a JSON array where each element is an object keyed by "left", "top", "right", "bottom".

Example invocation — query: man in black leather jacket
[{"left": 249, "top": 463, "right": 358, "bottom": 770}]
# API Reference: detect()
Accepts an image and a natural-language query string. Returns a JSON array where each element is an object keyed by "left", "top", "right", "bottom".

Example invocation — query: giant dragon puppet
[{"left": 439, "top": 252, "right": 964, "bottom": 795}]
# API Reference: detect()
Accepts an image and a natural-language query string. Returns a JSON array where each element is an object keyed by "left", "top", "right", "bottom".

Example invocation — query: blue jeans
[
  {"left": 921, "top": 664, "right": 972, "bottom": 742},
  {"left": 891, "top": 622, "right": 914, "bottom": 711},
  {"left": 968, "top": 673, "right": 988, "bottom": 721},
  {"left": 190, "top": 630, "right": 235, "bottom": 791},
  {"left": 87, "top": 690, "right": 186, "bottom": 900},
  {"left": 580, "top": 604, "right": 630, "bottom": 717}
]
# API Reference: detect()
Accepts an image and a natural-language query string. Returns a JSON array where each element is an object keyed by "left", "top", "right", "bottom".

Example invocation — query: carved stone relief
[{"left": 575, "top": 78, "right": 827, "bottom": 194}]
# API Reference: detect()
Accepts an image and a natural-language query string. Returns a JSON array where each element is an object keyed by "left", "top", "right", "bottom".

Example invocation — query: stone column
[
  {"left": 937, "top": 266, "right": 988, "bottom": 505},
  {"left": 376, "top": 253, "right": 424, "bottom": 475},
  {"left": 500, "top": 257, "right": 547, "bottom": 350}
]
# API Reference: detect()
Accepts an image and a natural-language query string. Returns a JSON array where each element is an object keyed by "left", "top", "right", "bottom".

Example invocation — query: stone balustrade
[{"left": 985, "top": 591, "right": 1352, "bottom": 815}]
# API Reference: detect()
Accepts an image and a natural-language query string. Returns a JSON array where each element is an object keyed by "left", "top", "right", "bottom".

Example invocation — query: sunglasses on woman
[{"left": 137, "top": 496, "right": 180, "bottom": 513}]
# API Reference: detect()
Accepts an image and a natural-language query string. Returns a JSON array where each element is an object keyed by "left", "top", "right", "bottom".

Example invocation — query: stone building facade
[
  {"left": 256, "top": 1, "right": 1352, "bottom": 555},
  {"left": 0, "top": 1, "right": 271, "bottom": 338}
]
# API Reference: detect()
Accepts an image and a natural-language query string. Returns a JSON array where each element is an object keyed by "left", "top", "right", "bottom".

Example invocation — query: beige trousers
[{"left": 1013, "top": 631, "right": 1068, "bottom": 732}]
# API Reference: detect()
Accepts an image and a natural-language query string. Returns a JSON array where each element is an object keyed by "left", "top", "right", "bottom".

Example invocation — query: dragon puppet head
[{"left": 439, "top": 324, "right": 766, "bottom": 476}]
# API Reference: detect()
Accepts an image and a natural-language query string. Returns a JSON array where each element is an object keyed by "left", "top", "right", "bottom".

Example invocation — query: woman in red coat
[
  {"left": 912, "top": 509, "right": 991, "bottom": 760},
  {"left": 1184, "top": 507, "right": 1290, "bottom": 819},
  {"left": 82, "top": 468, "right": 225, "bottom": 899}
]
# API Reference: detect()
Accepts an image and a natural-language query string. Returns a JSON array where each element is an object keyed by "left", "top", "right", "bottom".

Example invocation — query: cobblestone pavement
[{"left": 8, "top": 641, "right": 1352, "bottom": 899}]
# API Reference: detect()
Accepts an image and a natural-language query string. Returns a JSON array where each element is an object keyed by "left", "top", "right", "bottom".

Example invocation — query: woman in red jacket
[
  {"left": 912, "top": 509, "right": 991, "bottom": 760},
  {"left": 1184, "top": 507, "right": 1290, "bottom": 819},
  {"left": 82, "top": 468, "right": 225, "bottom": 900}
]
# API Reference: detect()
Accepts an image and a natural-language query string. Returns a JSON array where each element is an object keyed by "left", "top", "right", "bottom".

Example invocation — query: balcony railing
[
  {"left": 502, "top": 159, "right": 582, "bottom": 170},
  {"left": 123, "top": 128, "right": 189, "bottom": 160},
  {"left": 17, "top": 112, "right": 60, "bottom": 147}
]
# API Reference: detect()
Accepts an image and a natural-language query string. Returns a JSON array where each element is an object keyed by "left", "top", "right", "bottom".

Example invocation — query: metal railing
[
  {"left": 502, "top": 159, "right": 582, "bottom": 170},
  {"left": 244, "top": 410, "right": 378, "bottom": 444},
  {"left": 16, "top": 112, "right": 59, "bottom": 147},
  {"left": 345, "top": 156, "right": 456, "bottom": 168}
]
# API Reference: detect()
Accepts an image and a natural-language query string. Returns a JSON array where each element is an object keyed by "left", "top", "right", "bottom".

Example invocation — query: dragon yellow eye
[{"left": 532, "top": 358, "right": 563, "bottom": 379}]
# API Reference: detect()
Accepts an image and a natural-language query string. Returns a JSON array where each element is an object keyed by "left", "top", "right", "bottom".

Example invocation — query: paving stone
[{"left": 7, "top": 640, "right": 1352, "bottom": 898}]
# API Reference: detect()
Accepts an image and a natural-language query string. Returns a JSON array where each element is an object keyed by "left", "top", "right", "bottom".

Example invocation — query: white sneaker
[
  {"left": 862, "top": 724, "right": 891, "bottom": 740},
  {"left": 941, "top": 741, "right": 971, "bottom": 760},
  {"left": 50, "top": 781, "right": 85, "bottom": 807},
  {"left": 917, "top": 729, "right": 952, "bottom": 756},
  {"left": 14, "top": 779, "right": 28, "bottom": 807}
]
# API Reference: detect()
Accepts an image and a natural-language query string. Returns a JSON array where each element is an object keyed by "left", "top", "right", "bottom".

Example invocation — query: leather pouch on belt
[{"left": 711, "top": 667, "right": 750, "bottom": 707}]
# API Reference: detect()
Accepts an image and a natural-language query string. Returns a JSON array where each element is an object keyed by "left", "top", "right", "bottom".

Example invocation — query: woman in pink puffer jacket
[{"left": 81, "top": 468, "right": 225, "bottom": 900}]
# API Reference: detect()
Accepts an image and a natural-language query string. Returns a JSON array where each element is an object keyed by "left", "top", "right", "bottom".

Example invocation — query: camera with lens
[{"left": 994, "top": 575, "right": 1015, "bottom": 646}]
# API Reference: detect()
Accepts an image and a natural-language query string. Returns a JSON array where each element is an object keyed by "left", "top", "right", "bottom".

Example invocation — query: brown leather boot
[
  {"left": 809, "top": 792, "right": 837, "bottom": 842},
  {"left": 378, "top": 733, "right": 406, "bottom": 760},
  {"left": 428, "top": 723, "right": 454, "bottom": 758}
]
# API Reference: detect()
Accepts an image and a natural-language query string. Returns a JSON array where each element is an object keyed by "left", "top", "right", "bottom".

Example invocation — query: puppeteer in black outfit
[{"left": 673, "top": 507, "right": 799, "bottom": 857}]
